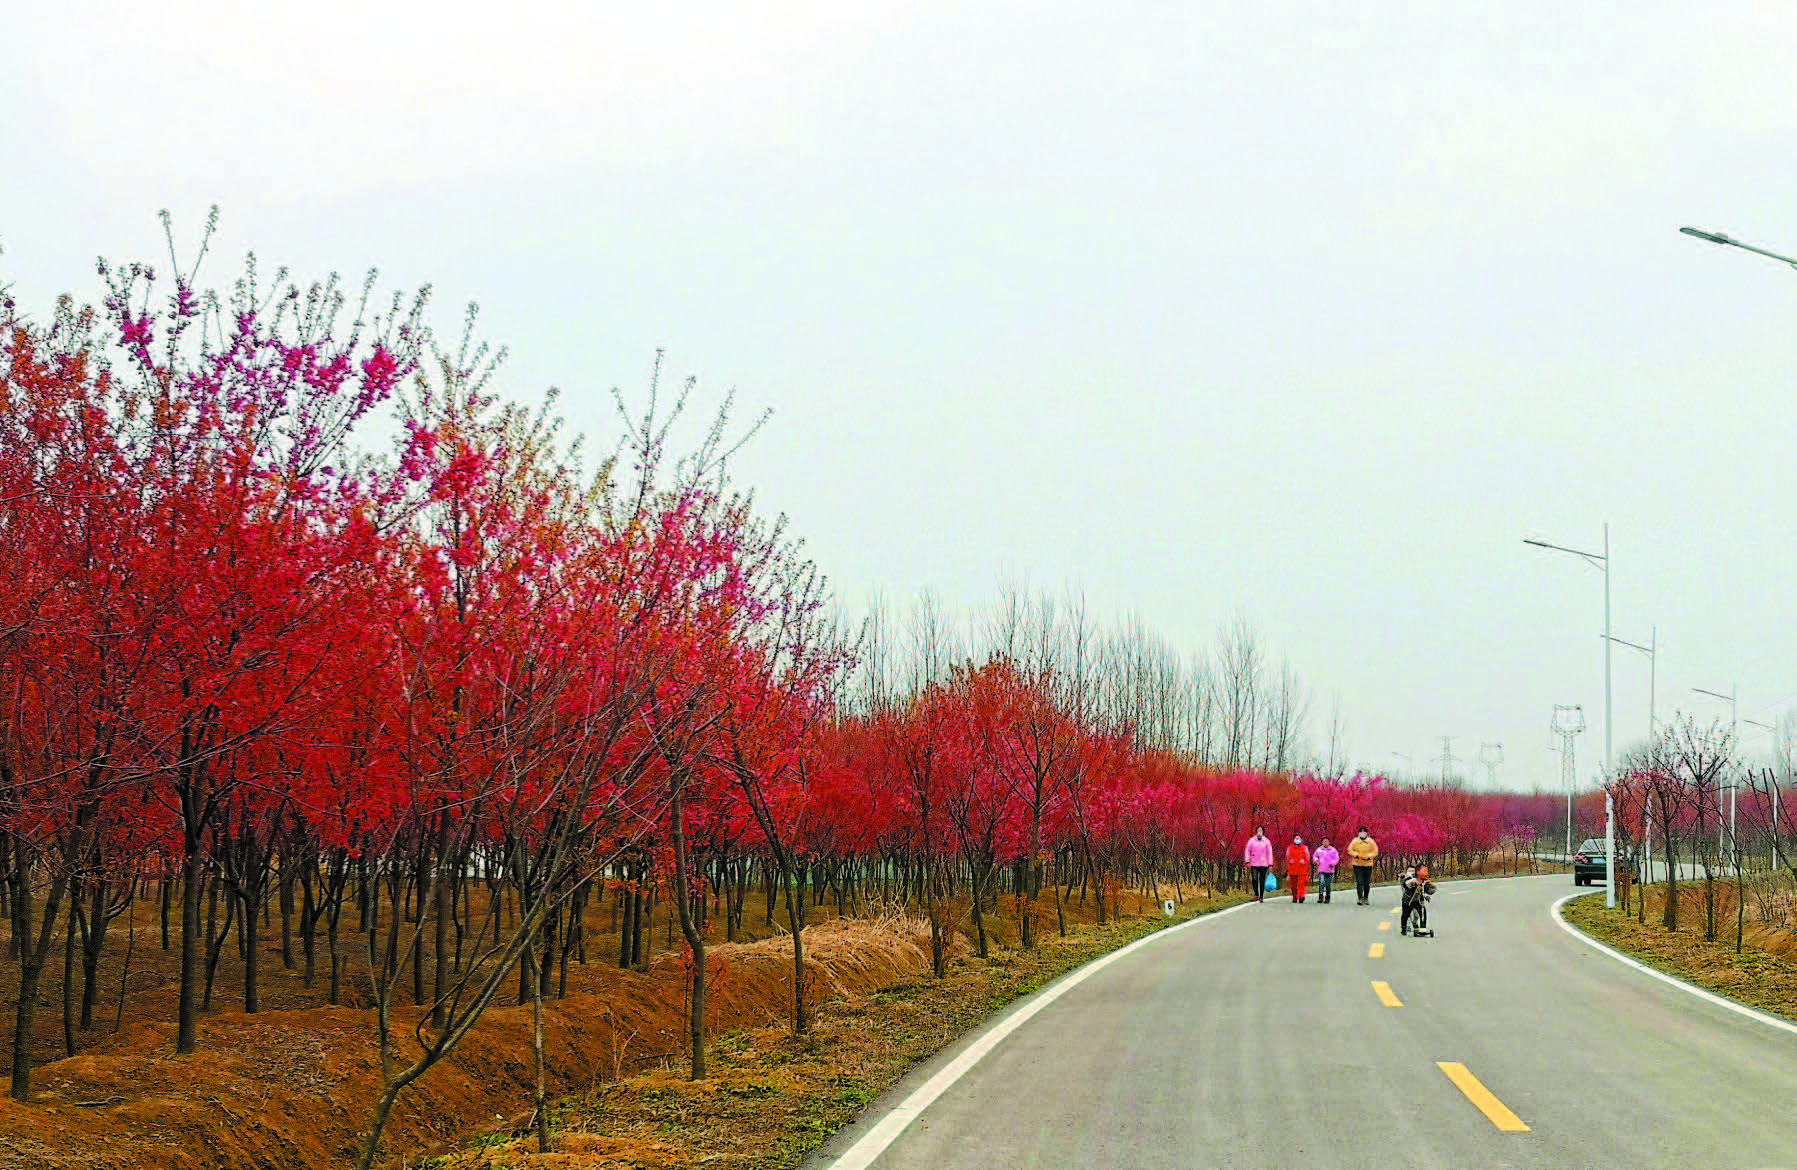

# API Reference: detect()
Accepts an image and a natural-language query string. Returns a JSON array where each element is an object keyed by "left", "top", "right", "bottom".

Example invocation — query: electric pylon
[
  {"left": 1478, "top": 742, "right": 1503, "bottom": 789},
  {"left": 1552, "top": 705, "right": 1586, "bottom": 855}
]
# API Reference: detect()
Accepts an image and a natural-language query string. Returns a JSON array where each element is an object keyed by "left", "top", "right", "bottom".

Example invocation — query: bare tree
[
  {"left": 854, "top": 591, "right": 899, "bottom": 718},
  {"left": 1181, "top": 651, "right": 1219, "bottom": 764},
  {"left": 1216, "top": 616, "right": 1264, "bottom": 769},
  {"left": 1261, "top": 659, "right": 1310, "bottom": 775},
  {"left": 1324, "top": 695, "right": 1347, "bottom": 779},
  {"left": 984, "top": 579, "right": 1030, "bottom": 667},
  {"left": 1635, "top": 716, "right": 1731, "bottom": 937},
  {"left": 906, "top": 591, "right": 962, "bottom": 696}
]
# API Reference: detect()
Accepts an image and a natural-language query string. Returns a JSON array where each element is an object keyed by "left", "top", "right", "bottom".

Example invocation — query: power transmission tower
[
  {"left": 1478, "top": 741, "right": 1503, "bottom": 789},
  {"left": 1435, "top": 735, "right": 1461, "bottom": 786},
  {"left": 1551, "top": 705, "right": 1586, "bottom": 855}
]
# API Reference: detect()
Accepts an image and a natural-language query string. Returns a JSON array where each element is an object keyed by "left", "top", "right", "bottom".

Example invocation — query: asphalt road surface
[{"left": 811, "top": 874, "right": 1797, "bottom": 1170}]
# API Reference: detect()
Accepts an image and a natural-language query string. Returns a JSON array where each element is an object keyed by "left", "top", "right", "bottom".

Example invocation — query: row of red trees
[{"left": 0, "top": 226, "right": 1568, "bottom": 1164}]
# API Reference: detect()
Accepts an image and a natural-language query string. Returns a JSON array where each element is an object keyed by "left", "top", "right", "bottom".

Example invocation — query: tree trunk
[
  {"left": 278, "top": 859, "right": 295, "bottom": 970},
  {"left": 634, "top": 879, "right": 650, "bottom": 972},
  {"left": 202, "top": 879, "right": 236, "bottom": 1012},
  {"left": 1736, "top": 848, "right": 1745, "bottom": 955},
  {"left": 61, "top": 894, "right": 78, "bottom": 1056},
  {"left": 78, "top": 874, "right": 111, "bottom": 1030},
  {"left": 1661, "top": 792, "right": 1678, "bottom": 932},
  {"left": 300, "top": 862, "right": 317, "bottom": 988},
  {"left": 354, "top": 1080, "right": 407, "bottom": 1170},
  {"left": 433, "top": 818, "right": 452, "bottom": 1026},
  {"left": 11, "top": 849, "right": 72, "bottom": 1100},
  {"left": 240, "top": 862, "right": 263, "bottom": 1014},
  {"left": 533, "top": 964, "right": 551, "bottom": 1152},
  {"left": 411, "top": 842, "right": 428, "bottom": 1007},
  {"left": 669, "top": 787, "right": 706, "bottom": 1079},
  {"left": 781, "top": 859, "right": 810, "bottom": 1032},
  {"left": 970, "top": 862, "right": 989, "bottom": 959},
  {"left": 618, "top": 866, "right": 637, "bottom": 969},
  {"left": 176, "top": 825, "right": 204, "bottom": 1054}
]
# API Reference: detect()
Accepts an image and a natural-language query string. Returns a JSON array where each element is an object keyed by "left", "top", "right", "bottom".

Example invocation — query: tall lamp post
[
  {"left": 1693, "top": 685, "right": 1738, "bottom": 860},
  {"left": 1527, "top": 527, "right": 1615, "bottom": 905},
  {"left": 1744, "top": 717, "right": 1777, "bottom": 871},
  {"left": 1609, "top": 629, "right": 1656, "bottom": 882},
  {"left": 1678, "top": 224, "right": 1793, "bottom": 870}
]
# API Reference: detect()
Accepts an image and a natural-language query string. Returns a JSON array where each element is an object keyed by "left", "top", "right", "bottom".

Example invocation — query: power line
[{"left": 1742, "top": 687, "right": 1797, "bottom": 723}]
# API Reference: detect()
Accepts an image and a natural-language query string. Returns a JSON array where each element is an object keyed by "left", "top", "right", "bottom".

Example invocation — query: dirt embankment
[{"left": 0, "top": 917, "right": 943, "bottom": 1170}]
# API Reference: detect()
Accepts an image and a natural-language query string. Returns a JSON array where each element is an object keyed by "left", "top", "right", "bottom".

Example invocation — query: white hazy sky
[{"left": 7, "top": 2, "right": 1797, "bottom": 790}]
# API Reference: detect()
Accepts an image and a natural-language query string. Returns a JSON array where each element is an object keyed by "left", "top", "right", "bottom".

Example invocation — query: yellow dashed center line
[
  {"left": 1437, "top": 1062, "right": 1530, "bottom": 1132},
  {"left": 1371, "top": 980, "right": 1402, "bottom": 1007},
  {"left": 1368, "top": 942, "right": 1384, "bottom": 958},
  {"left": 1377, "top": 920, "right": 1391, "bottom": 932},
  {"left": 1390, "top": 907, "right": 1401, "bottom": 915}
]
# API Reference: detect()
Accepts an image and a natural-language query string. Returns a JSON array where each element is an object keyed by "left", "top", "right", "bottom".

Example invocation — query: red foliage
[{"left": 0, "top": 226, "right": 1562, "bottom": 1122}]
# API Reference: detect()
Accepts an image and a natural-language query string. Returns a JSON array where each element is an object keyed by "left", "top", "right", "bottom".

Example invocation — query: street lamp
[
  {"left": 1607, "top": 629, "right": 1656, "bottom": 740},
  {"left": 1693, "top": 685, "right": 1738, "bottom": 859},
  {"left": 1527, "top": 526, "right": 1615, "bottom": 906},
  {"left": 1679, "top": 226, "right": 1797, "bottom": 270},
  {"left": 1391, "top": 751, "right": 1412, "bottom": 781},
  {"left": 1609, "top": 628, "right": 1656, "bottom": 882},
  {"left": 1744, "top": 717, "right": 1778, "bottom": 871}
]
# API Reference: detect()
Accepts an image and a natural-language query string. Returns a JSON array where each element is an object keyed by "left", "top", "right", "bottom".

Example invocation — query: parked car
[{"left": 1573, "top": 838, "right": 1632, "bottom": 885}]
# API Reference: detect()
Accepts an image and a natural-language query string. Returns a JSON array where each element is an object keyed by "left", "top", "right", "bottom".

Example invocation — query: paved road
[{"left": 811, "top": 874, "right": 1797, "bottom": 1170}]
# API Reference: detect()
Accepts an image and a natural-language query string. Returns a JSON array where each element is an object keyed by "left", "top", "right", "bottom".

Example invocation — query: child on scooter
[{"left": 1400, "top": 864, "right": 1436, "bottom": 936}]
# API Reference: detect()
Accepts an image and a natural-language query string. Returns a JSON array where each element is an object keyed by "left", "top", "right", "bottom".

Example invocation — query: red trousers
[{"left": 1289, "top": 870, "right": 1308, "bottom": 899}]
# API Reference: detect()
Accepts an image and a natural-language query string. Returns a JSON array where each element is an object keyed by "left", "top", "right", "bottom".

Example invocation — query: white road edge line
[
  {"left": 1550, "top": 893, "right": 1797, "bottom": 1039},
  {"left": 825, "top": 900, "right": 1259, "bottom": 1170}
]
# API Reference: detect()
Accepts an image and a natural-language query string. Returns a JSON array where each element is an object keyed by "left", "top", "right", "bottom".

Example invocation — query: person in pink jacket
[
  {"left": 1243, "top": 826, "right": 1274, "bottom": 903},
  {"left": 1312, "top": 837, "right": 1341, "bottom": 904}
]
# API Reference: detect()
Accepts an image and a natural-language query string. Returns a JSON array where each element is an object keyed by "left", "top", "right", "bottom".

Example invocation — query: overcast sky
[{"left": 7, "top": 2, "right": 1797, "bottom": 790}]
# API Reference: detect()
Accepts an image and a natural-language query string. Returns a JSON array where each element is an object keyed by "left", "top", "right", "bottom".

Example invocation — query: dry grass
[
  {"left": 1563, "top": 884, "right": 1797, "bottom": 1024},
  {"left": 427, "top": 891, "right": 1247, "bottom": 1170}
]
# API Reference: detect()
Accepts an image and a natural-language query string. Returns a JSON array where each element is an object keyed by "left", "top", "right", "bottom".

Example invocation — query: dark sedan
[{"left": 1573, "top": 838, "right": 1632, "bottom": 885}]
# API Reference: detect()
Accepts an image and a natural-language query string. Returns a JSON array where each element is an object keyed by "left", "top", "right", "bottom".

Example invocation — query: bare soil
[
  {"left": 428, "top": 890, "right": 1246, "bottom": 1170},
  {"left": 0, "top": 914, "right": 941, "bottom": 1170},
  {"left": 0, "top": 880, "right": 1198, "bottom": 1168}
]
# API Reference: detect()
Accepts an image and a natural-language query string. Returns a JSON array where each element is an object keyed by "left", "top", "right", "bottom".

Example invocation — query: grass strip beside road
[
  {"left": 1561, "top": 891, "right": 1797, "bottom": 1026},
  {"left": 431, "top": 892, "right": 1248, "bottom": 1170}
]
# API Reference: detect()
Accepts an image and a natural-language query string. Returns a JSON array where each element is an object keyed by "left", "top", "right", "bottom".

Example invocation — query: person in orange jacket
[
  {"left": 1347, "top": 826, "right": 1379, "bottom": 905},
  {"left": 1285, "top": 834, "right": 1311, "bottom": 903}
]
